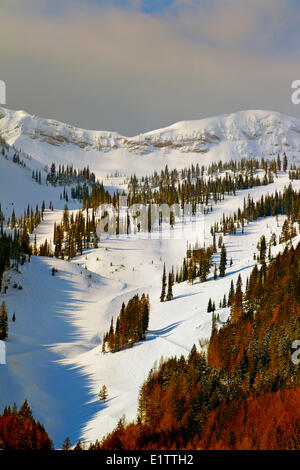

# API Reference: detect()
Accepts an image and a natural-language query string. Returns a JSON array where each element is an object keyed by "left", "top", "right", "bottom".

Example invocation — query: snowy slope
[
  {"left": 0, "top": 155, "right": 81, "bottom": 218},
  {"left": 1, "top": 107, "right": 300, "bottom": 181},
  {"left": 2, "top": 105, "right": 300, "bottom": 448},
  {"left": 0, "top": 257, "right": 102, "bottom": 445},
  {"left": 1, "top": 172, "right": 300, "bottom": 447}
]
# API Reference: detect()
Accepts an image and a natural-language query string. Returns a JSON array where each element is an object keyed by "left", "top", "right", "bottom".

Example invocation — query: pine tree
[
  {"left": 61, "top": 437, "right": 71, "bottom": 450},
  {"left": 258, "top": 235, "right": 267, "bottom": 264},
  {"left": 102, "top": 295, "right": 150, "bottom": 352},
  {"left": 19, "top": 399, "right": 33, "bottom": 419},
  {"left": 0, "top": 301, "right": 8, "bottom": 340},
  {"left": 228, "top": 280, "right": 235, "bottom": 306},
  {"left": 63, "top": 204, "right": 69, "bottom": 231},
  {"left": 211, "top": 312, "right": 217, "bottom": 337},
  {"left": 283, "top": 153, "right": 288, "bottom": 172},
  {"left": 213, "top": 233, "right": 217, "bottom": 253},
  {"left": 219, "top": 244, "right": 227, "bottom": 277},
  {"left": 277, "top": 153, "right": 282, "bottom": 171},
  {"left": 231, "top": 274, "right": 243, "bottom": 322},
  {"left": 74, "top": 440, "right": 84, "bottom": 450},
  {"left": 99, "top": 385, "right": 108, "bottom": 402},
  {"left": 160, "top": 263, "right": 167, "bottom": 302},
  {"left": 280, "top": 219, "right": 291, "bottom": 244},
  {"left": 11, "top": 209, "right": 16, "bottom": 228},
  {"left": 213, "top": 264, "right": 217, "bottom": 280},
  {"left": 218, "top": 235, "right": 223, "bottom": 248},
  {"left": 166, "top": 272, "right": 173, "bottom": 301}
]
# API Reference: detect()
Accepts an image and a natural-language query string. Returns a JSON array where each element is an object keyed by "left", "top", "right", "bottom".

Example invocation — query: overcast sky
[{"left": 2, "top": 0, "right": 300, "bottom": 135}]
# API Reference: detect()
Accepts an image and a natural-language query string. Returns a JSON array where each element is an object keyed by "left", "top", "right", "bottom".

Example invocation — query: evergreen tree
[
  {"left": 258, "top": 235, "right": 267, "bottom": 264},
  {"left": 160, "top": 263, "right": 167, "bottom": 302},
  {"left": 99, "top": 385, "right": 108, "bottom": 402},
  {"left": 102, "top": 294, "right": 150, "bottom": 352},
  {"left": 277, "top": 153, "right": 281, "bottom": 171},
  {"left": 0, "top": 301, "right": 8, "bottom": 340},
  {"left": 211, "top": 312, "right": 217, "bottom": 337},
  {"left": 61, "top": 437, "right": 72, "bottom": 450},
  {"left": 213, "top": 264, "right": 218, "bottom": 280},
  {"left": 213, "top": 233, "right": 217, "bottom": 253},
  {"left": 74, "top": 441, "right": 84, "bottom": 450},
  {"left": 19, "top": 399, "right": 33, "bottom": 419},
  {"left": 231, "top": 274, "right": 243, "bottom": 322},
  {"left": 228, "top": 280, "right": 235, "bottom": 306},
  {"left": 283, "top": 153, "right": 288, "bottom": 172},
  {"left": 219, "top": 244, "right": 227, "bottom": 277},
  {"left": 166, "top": 272, "right": 173, "bottom": 301},
  {"left": 280, "top": 219, "right": 295, "bottom": 244}
]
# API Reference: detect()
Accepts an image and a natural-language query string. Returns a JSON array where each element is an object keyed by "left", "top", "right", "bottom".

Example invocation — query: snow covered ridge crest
[{"left": 1, "top": 107, "right": 300, "bottom": 159}]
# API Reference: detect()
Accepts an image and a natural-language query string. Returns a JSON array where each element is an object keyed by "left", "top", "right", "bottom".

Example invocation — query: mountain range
[{"left": 1, "top": 107, "right": 300, "bottom": 177}]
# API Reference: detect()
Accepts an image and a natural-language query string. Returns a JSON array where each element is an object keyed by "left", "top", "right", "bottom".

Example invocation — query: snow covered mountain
[
  {"left": 2, "top": 105, "right": 300, "bottom": 448},
  {"left": 1, "top": 107, "right": 300, "bottom": 178},
  {"left": 2, "top": 173, "right": 300, "bottom": 447}
]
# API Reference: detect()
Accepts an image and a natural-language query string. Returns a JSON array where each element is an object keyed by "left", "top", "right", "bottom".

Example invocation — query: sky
[{"left": 2, "top": 0, "right": 300, "bottom": 136}]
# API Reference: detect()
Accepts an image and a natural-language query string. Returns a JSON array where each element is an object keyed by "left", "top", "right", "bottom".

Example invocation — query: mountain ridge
[{"left": 1, "top": 107, "right": 300, "bottom": 177}]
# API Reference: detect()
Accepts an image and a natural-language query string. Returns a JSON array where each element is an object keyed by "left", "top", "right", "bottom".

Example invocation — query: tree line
[
  {"left": 96, "top": 239, "right": 300, "bottom": 450},
  {"left": 46, "top": 162, "right": 96, "bottom": 187},
  {"left": 102, "top": 294, "right": 150, "bottom": 353}
]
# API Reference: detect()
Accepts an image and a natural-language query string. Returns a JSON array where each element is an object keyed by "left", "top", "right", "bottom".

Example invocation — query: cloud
[{"left": 2, "top": 0, "right": 300, "bottom": 135}]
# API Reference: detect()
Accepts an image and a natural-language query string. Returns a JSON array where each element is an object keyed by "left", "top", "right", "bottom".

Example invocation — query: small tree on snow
[{"left": 99, "top": 385, "right": 108, "bottom": 402}]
